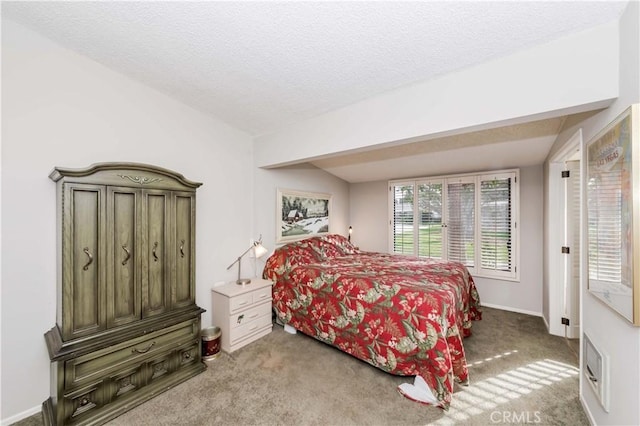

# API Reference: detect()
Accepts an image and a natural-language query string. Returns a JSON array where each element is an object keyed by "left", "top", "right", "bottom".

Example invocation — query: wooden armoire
[{"left": 43, "top": 163, "right": 206, "bottom": 425}]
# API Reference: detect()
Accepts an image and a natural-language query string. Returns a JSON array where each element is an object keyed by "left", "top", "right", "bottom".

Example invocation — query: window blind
[
  {"left": 447, "top": 181, "right": 475, "bottom": 267},
  {"left": 392, "top": 183, "right": 414, "bottom": 254},
  {"left": 480, "top": 176, "right": 513, "bottom": 272}
]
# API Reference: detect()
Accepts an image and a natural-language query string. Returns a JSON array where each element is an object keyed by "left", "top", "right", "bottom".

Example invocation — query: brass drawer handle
[
  {"left": 132, "top": 341, "right": 155, "bottom": 354},
  {"left": 180, "top": 239, "right": 185, "bottom": 258},
  {"left": 121, "top": 245, "right": 131, "bottom": 266},
  {"left": 152, "top": 242, "right": 159, "bottom": 262},
  {"left": 82, "top": 247, "right": 93, "bottom": 271}
]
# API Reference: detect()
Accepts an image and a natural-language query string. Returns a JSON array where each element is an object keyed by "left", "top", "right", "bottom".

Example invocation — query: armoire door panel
[
  {"left": 107, "top": 188, "right": 141, "bottom": 328},
  {"left": 173, "top": 193, "right": 196, "bottom": 308},
  {"left": 142, "top": 191, "right": 170, "bottom": 317},
  {"left": 65, "top": 185, "right": 107, "bottom": 340}
]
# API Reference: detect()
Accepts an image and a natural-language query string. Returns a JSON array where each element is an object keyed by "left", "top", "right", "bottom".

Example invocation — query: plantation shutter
[
  {"left": 391, "top": 183, "right": 415, "bottom": 254},
  {"left": 389, "top": 169, "right": 519, "bottom": 280},
  {"left": 479, "top": 173, "right": 515, "bottom": 276},
  {"left": 417, "top": 181, "right": 443, "bottom": 259},
  {"left": 588, "top": 165, "right": 623, "bottom": 283},
  {"left": 446, "top": 179, "right": 475, "bottom": 268}
]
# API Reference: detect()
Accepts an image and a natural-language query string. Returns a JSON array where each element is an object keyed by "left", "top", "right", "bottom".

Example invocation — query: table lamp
[{"left": 226, "top": 235, "right": 269, "bottom": 285}]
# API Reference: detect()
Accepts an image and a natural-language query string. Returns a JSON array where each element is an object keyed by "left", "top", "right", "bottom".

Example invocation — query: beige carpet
[{"left": 17, "top": 307, "right": 588, "bottom": 426}]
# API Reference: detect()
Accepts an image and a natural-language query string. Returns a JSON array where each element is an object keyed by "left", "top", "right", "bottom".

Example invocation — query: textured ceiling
[{"left": 2, "top": 1, "right": 628, "bottom": 137}]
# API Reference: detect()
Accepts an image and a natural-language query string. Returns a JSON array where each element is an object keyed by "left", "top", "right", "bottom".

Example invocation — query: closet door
[
  {"left": 141, "top": 190, "right": 171, "bottom": 318},
  {"left": 62, "top": 184, "right": 107, "bottom": 341},
  {"left": 172, "top": 192, "right": 196, "bottom": 309},
  {"left": 106, "top": 187, "right": 141, "bottom": 328}
]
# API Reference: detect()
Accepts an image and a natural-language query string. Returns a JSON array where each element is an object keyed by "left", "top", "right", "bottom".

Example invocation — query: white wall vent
[{"left": 583, "top": 333, "right": 609, "bottom": 412}]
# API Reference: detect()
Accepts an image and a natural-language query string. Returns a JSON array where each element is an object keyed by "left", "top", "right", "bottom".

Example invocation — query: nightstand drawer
[
  {"left": 230, "top": 301, "right": 272, "bottom": 330},
  {"left": 229, "top": 292, "right": 254, "bottom": 313},
  {"left": 251, "top": 287, "right": 272, "bottom": 305},
  {"left": 229, "top": 313, "right": 272, "bottom": 345},
  {"left": 229, "top": 287, "right": 272, "bottom": 314}
]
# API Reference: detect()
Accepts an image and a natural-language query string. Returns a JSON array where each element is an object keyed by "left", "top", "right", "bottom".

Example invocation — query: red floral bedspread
[{"left": 262, "top": 234, "right": 482, "bottom": 409}]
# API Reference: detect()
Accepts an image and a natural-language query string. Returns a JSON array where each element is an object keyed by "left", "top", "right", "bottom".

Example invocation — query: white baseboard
[
  {"left": 480, "top": 302, "right": 542, "bottom": 318},
  {"left": 541, "top": 313, "right": 551, "bottom": 332},
  {"left": 1, "top": 405, "right": 41, "bottom": 426},
  {"left": 580, "top": 392, "right": 597, "bottom": 426}
]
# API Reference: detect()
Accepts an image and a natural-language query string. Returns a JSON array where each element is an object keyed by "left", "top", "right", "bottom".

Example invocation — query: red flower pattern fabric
[{"left": 263, "top": 235, "right": 482, "bottom": 409}]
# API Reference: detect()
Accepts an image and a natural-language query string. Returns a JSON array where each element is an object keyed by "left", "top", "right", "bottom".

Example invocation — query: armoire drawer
[
  {"left": 61, "top": 339, "right": 201, "bottom": 423},
  {"left": 65, "top": 319, "right": 198, "bottom": 388}
]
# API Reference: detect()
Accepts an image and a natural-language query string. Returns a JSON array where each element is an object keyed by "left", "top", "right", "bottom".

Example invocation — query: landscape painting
[{"left": 277, "top": 189, "right": 331, "bottom": 243}]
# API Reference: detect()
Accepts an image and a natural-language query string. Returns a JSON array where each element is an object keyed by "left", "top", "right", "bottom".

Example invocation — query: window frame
[{"left": 389, "top": 169, "right": 520, "bottom": 282}]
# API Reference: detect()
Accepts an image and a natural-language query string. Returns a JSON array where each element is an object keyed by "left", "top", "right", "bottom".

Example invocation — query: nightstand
[{"left": 211, "top": 278, "right": 273, "bottom": 353}]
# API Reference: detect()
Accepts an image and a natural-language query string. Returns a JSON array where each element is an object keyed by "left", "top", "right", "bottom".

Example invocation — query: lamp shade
[{"left": 254, "top": 242, "right": 268, "bottom": 258}]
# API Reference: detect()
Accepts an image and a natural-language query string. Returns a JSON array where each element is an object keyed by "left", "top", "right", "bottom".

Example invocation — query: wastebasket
[{"left": 201, "top": 326, "right": 222, "bottom": 361}]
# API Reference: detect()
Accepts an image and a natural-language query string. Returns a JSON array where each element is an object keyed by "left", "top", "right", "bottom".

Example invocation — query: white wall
[
  {"left": 253, "top": 163, "right": 350, "bottom": 259},
  {"left": 348, "top": 180, "right": 388, "bottom": 252},
  {"left": 1, "top": 20, "right": 254, "bottom": 423},
  {"left": 255, "top": 21, "right": 619, "bottom": 168},
  {"left": 349, "top": 165, "right": 544, "bottom": 315},
  {"left": 475, "top": 165, "right": 543, "bottom": 316},
  {"left": 544, "top": 2, "right": 640, "bottom": 424}
]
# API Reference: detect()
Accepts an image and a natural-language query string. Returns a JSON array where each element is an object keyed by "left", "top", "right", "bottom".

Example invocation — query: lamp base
[{"left": 236, "top": 278, "right": 252, "bottom": 285}]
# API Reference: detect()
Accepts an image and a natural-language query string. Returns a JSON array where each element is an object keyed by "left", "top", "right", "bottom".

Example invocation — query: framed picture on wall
[
  {"left": 276, "top": 188, "right": 332, "bottom": 243},
  {"left": 586, "top": 104, "right": 640, "bottom": 325}
]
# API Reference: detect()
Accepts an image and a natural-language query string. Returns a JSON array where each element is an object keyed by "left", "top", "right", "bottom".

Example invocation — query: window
[
  {"left": 447, "top": 178, "right": 476, "bottom": 268},
  {"left": 479, "top": 173, "right": 515, "bottom": 279},
  {"left": 392, "top": 183, "right": 414, "bottom": 254},
  {"left": 417, "top": 181, "right": 443, "bottom": 259},
  {"left": 389, "top": 170, "right": 519, "bottom": 281}
]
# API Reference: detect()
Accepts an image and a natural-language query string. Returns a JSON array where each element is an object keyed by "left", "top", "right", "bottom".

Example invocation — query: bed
[{"left": 262, "top": 234, "right": 482, "bottom": 409}]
